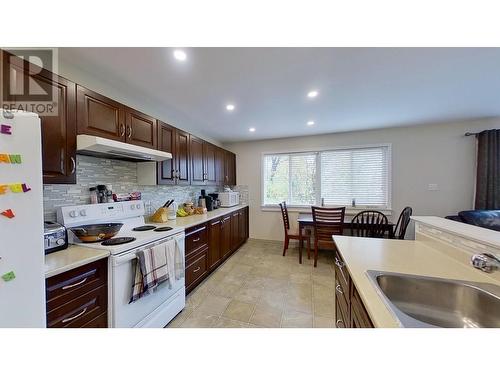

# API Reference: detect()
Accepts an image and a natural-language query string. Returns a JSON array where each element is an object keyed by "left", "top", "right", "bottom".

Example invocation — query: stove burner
[
  {"left": 101, "top": 237, "right": 136, "bottom": 246},
  {"left": 153, "top": 226, "right": 173, "bottom": 232},
  {"left": 132, "top": 225, "right": 157, "bottom": 232}
]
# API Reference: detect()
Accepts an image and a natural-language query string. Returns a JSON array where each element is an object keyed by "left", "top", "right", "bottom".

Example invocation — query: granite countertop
[
  {"left": 45, "top": 245, "right": 110, "bottom": 278},
  {"left": 332, "top": 235, "right": 500, "bottom": 327},
  {"left": 147, "top": 204, "right": 248, "bottom": 230}
]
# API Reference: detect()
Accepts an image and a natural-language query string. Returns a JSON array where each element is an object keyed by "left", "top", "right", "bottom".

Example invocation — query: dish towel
[
  {"left": 166, "top": 238, "right": 185, "bottom": 286},
  {"left": 130, "top": 239, "right": 184, "bottom": 303}
]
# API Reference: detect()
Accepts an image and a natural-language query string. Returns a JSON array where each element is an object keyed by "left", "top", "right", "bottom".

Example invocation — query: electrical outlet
[{"left": 428, "top": 183, "right": 439, "bottom": 191}]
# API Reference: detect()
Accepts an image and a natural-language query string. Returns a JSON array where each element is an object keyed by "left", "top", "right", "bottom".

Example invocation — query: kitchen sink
[{"left": 366, "top": 270, "right": 500, "bottom": 328}]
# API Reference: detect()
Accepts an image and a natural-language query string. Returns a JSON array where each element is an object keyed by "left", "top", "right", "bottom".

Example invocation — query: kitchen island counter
[{"left": 333, "top": 233, "right": 500, "bottom": 327}]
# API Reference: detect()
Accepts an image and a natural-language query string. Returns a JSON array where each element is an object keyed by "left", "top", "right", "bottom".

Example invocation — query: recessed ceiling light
[
  {"left": 226, "top": 104, "right": 235, "bottom": 111},
  {"left": 307, "top": 90, "right": 318, "bottom": 98},
  {"left": 307, "top": 121, "right": 315, "bottom": 126},
  {"left": 173, "top": 50, "right": 187, "bottom": 61},
  {"left": 249, "top": 127, "right": 256, "bottom": 132}
]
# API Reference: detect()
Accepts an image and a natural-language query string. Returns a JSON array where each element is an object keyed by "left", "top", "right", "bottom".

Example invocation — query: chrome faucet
[{"left": 471, "top": 253, "right": 500, "bottom": 273}]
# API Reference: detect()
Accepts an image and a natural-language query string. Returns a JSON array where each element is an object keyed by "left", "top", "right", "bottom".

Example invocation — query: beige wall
[{"left": 225, "top": 118, "right": 499, "bottom": 241}]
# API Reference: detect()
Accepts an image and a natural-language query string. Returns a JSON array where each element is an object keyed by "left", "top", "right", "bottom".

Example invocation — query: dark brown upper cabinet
[
  {"left": 76, "top": 85, "right": 124, "bottom": 142},
  {"left": 190, "top": 135, "right": 205, "bottom": 185},
  {"left": 2, "top": 51, "right": 77, "bottom": 184},
  {"left": 224, "top": 150, "right": 237, "bottom": 185},
  {"left": 157, "top": 122, "right": 190, "bottom": 185},
  {"left": 203, "top": 141, "right": 217, "bottom": 185},
  {"left": 124, "top": 107, "right": 157, "bottom": 149},
  {"left": 175, "top": 129, "right": 191, "bottom": 185},
  {"left": 77, "top": 85, "right": 157, "bottom": 150},
  {"left": 157, "top": 121, "right": 176, "bottom": 185},
  {"left": 215, "top": 147, "right": 225, "bottom": 185}
]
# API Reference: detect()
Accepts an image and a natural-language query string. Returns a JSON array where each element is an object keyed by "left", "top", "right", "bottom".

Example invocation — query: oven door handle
[{"left": 112, "top": 236, "right": 184, "bottom": 266}]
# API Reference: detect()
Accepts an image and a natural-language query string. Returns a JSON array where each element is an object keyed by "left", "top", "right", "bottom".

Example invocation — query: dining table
[{"left": 297, "top": 212, "right": 395, "bottom": 250}]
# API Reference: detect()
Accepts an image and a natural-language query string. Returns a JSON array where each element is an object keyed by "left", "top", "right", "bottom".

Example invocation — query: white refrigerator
[{"left": 0, "top": 110, "right": 45, "bottom": 327}]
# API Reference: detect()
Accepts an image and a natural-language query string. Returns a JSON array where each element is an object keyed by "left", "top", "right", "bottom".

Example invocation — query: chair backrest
[
  {"left": 394, "top": 206, "right": 412, "bottom": 239},
  {"left": 279, "top": 201, "right": 290, "bottom": 233},
  {"left": 351, "top": 210, "right": 388, "bottom": 238},
  {"left": 311, "top": 206, "right": 345, "bottom": 243}
]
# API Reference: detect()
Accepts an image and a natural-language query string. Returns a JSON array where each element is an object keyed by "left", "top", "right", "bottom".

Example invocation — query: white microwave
[{"left": 219, "top": 192, "right": 239, "bottom": 207}]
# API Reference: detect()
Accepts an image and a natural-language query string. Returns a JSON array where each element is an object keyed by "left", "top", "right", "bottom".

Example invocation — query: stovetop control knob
[
  {"left": 69, "top": 210, "right": 78, "bottom": 218},
  {"left": 79, "top": 209, "right": 87, "bottom": 216},
  {"left": 56, "top": 238, "right": 66, "bottom": 246},
  {"left": 136, "top": 204, "right": 141, "bottom": 209},
  {"left": 130, "top": 204, "right": 136, "bottom": 210}
]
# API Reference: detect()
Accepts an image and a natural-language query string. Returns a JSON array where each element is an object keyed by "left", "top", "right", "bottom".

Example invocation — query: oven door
[{"left": 110, "top": 233, "right": 185, "bottom": 328}]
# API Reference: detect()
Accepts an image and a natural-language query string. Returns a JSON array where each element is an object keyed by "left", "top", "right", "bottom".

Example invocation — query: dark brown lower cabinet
[
  {"left": 334, "top": 249, "right": 374, "bottom": 328},
  {"left": 208, "top": 217, "right": 223, "bottom": 270},
  {"left": 231, "top": 211, "right": 240, "bottom": 251},
  {"left": 186, "top": 207, "right": 249, "bottom": 294},
  {"left": 45, "top": 258, "right": 108, "bottom": 328},
  {"left": 221, "top": 215, "right": 232, "bottom": 259}
]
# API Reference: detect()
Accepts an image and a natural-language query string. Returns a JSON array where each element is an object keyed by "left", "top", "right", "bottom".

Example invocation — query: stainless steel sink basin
[{"left": 366, "top": 270, "right": 500, "bottom": 328}]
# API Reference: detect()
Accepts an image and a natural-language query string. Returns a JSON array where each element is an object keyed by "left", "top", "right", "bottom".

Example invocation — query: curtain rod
[{"left": 464, "top": 132, "right": 479, "bottom": 136}]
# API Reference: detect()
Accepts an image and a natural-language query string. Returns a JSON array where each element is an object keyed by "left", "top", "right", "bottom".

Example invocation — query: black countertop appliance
[{"left": 201, "top": 189, "right": 214, "bottom": 211}]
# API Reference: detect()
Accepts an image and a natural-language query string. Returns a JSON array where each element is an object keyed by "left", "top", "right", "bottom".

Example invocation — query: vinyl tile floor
[{"left": 167, "top": 238, "right": 337, "bottom": 328}]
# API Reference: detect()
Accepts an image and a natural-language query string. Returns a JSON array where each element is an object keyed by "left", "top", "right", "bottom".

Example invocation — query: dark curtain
[{"left": 475, "top": 130, "right": 500, "bottom": 210}]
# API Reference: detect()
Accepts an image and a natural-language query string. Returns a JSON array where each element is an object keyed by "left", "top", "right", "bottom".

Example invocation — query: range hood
[{"left": 77, "top": 135, "right": 172, "bottom": 162}]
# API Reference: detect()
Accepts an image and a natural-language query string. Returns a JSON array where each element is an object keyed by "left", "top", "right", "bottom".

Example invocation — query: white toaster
[{"left": 218, "top": 192, "right": 240, "bottom": 207}]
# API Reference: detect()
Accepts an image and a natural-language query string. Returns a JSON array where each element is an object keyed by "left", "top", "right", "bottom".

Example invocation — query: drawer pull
[
  {"left": 193, "top": 266, "right": 201, "bottom": 273},
  {"left": 335, "top": 284, "right": 343, "bottom": 294},
  {"left": 336, "top": 319, "right": 345, "bottom": 328},
  {"left": 192, "top": 237, "right": 200, "bottom": 242},
  {"left": 62, "top": 307, "right": 88, "bottom": 323},
  {"left": 334, "top": 257, "right": 344, "bottom": 268},
  {"left": 62, "top": 277, "right": 88, "bottom": 290}
]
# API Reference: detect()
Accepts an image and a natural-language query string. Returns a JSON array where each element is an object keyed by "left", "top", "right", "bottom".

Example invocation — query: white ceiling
[{"left": 59, "top": 48, "right": 500, "bottom": 143}]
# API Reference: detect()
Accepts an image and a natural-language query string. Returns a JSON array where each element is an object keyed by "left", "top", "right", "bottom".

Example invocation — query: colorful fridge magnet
[
  {"left": 0, "top": 154, "right": 22, "bottom": 164},
  {"left": 0, "top": 124, "right": 12, "bottom": 135},
  {"left": 1, "top": 271, "right": 16, "bottom": 282},
  {"left": 0, "top": 183, "right": 31, "bottom": 194},
  {"left": 1, "top": 209, "right": 15, "bottom": 219}
]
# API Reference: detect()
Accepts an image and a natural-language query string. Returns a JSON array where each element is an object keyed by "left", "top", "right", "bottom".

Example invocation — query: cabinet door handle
[
  {"left": 127, "top": 125, "right": 132, "bottom": 138},
  {"left": 62, "top": 277, "right": 87, "bottom": 290},
  {"left": 192, "top": 237, "right": 200, "bottom": 242},
  {"left": 120, "top": 123, "right": 125, "bottom": 137},
  {"left": 70, "top": 156, "right": 76, "bottom": 175},
  {"left": 335, "top": 284, "right": 343, "bottom": 294},
  {"left": 62, "top": 307, "right": 88, "bottom": 323},
  {"left": 193, "top": 266, "right": 201, "bottom": 273},
  {"left": 336, "top": 319, "right": 345, "bottom": 328}
]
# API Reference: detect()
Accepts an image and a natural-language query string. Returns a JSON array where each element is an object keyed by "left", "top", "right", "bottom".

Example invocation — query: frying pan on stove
[{"left": 70, "top": 223, "right": 123, "bottom": 243}]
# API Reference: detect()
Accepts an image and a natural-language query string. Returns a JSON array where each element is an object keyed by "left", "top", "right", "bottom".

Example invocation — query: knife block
[{"left": 150, "top": 207, "right": 169, "bottom": 223}]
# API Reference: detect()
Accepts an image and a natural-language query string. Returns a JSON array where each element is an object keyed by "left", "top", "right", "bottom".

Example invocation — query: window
[{"left": 262, "top": 145, "right": 390, "bottom": 208}]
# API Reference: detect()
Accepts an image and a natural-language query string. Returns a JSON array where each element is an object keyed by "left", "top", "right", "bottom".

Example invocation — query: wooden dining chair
[
  {"left": 393, "top": 206, "right": 412, "bottom": 239},
  {"left": 279, "top": 202, "right": 311, "bottom": 264},
  {"left": 351, "top": 210, "right": 388, "bottom": 238},
  {"left": 311, "top": 206, "right": 345, "bottom": 267}
]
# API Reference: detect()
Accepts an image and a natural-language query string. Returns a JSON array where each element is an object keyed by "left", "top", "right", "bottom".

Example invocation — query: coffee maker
[
  {"left": 208, "top": 193, "right": 220, "bottom": 209},
  {"left": 200, "top": 189, "right": 214, "bottom": 211}
]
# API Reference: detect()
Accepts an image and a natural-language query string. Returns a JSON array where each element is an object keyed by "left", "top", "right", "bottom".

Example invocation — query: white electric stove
[{"left": 56, "top": 201, "right": 186, "bottom": 328}]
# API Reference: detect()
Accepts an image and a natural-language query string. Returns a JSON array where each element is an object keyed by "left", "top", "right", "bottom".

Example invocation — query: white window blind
[
  {"left": 262, "top": 145, "right": 390, "bottom": 208},
  {"left": 321, "top": 147, "right": 389, "bottom": 207}
]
